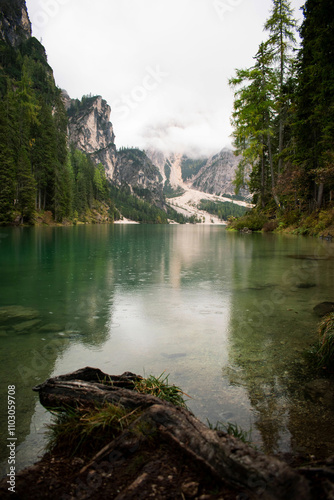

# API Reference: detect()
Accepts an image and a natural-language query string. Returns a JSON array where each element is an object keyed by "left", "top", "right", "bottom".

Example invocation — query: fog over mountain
[{"left": 25, "top": 0, "right": 304, "bottom": 156}]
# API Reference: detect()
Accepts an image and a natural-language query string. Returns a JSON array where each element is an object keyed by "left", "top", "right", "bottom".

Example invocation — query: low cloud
[{"left": 26, "top": 0, "right": 305, "bottom": 156}]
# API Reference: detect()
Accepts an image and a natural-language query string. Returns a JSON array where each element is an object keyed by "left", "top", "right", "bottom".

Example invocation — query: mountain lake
[{"left": 1, "top": 223, "right": 334, "bottom": 476}]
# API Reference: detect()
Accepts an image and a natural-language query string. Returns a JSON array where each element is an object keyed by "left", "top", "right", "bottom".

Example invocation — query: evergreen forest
[
  {"left": 0, "top": 34, "right": 184, "bottom": 225},
  {"left": 0, "top": 0, "right": 333, "bottom": 232},
  {"left": 198, "top": 199, "right": 247, "bottom": 221},
  {"left": 229, "top": 0, "right": 334, "bottom": 234},
  {"left": 0, "top": 35, "right": 121, "bottom": 224}
]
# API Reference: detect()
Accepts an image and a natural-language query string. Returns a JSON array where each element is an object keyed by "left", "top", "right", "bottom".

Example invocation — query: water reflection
[
  {"left": 0, "top": 226, "right": 116, "bottom": 472},
  {"left": 0, "top": 225, "right": 334, "bottom": 476},
  {"left": 225, "top": 233, "right": 334, "bottom": 456}
]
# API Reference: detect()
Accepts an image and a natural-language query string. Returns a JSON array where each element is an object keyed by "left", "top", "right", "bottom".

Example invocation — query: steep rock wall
[
  {"left": 147, "top": 148, "right": 249, "bottom": 199},
  {"left": 66, "top": 94, "right": 117, "bottom": 180},
  {"left": 116, "top": 149, "right": 166, "bottom": 209},
  {"left": 191, "top": 148, "right": 245, "bottom": 196},
  {"left": 0, "top": 0, "right": 31, "bottom": 47},
  {"left": 146, "top": 150, "right": 184, "bottom": 188}
]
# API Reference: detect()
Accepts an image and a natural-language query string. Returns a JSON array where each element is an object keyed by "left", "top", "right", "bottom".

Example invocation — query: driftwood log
[{"left": 33, "top": 367, "right": 314, "bottom": 500}]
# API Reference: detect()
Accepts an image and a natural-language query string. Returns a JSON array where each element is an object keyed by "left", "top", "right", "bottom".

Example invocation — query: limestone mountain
[
  {"left": 191, "top": 148, "right": 248, "bottom": 198},
  {"left": 146, "top": 148, "right": 248, "bottom": 199},
  {"left": 65, "top": 95, "right": 166, "bottom": 207},
  {"left": 0, "top": 0, "right": 31, "bottom": 47},
  {"left": 65, "top": 93, "right": 117, "bottom": 180},
  {"left": 115, "top": 148, "right": 165, "bottom": 209},
  {"left": 145, "top": 150, "right": 186, "bottom": 198},
  {"left": 62, "top": 83, "right": 247, "bottom": 209},
  {"left": 146, "top": 150, "right": 184, "bottom": 187},
  {"left": 59, "top": 88, "right": 248, "bottom": 216}
]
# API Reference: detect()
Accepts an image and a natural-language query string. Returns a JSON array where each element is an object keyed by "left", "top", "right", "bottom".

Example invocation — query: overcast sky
[{"left": 25, "top": 0, "right": 305, "bottom": 156}]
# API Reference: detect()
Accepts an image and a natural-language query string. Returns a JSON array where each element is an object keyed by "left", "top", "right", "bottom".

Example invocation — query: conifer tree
[
  {"left": 229, "top": 42, "right": 278, "bottom": 207},
  {"left": 32, "top": 100, "right": 56, "bottom": 210},
  {"left": 295, "top": 0, "right": 334, "bottom": 208},
  {"left": 229, "top": 0, "right": 298, "bottom": 209},
  {"left": 0, "top": 88, "right": 18, "bottom": 223},
  {"left": 53, "top": 90, "right": 72, "bottom": 221},
  {"left": 54, "top": 155, "right": 73, "bottom": 222},
  {"left": 0, "top": 104, "right": 15, "bottom": 223},
  {"left": 16, "top": 147, "right": 36, "bottom": 223},
  {"left": 264, "top": 0, "right": 297, "bottom": 175}
]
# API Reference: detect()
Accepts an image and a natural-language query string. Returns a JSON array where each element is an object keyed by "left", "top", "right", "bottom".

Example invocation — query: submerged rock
[
  {"left": 313, "top": 302, "right": 334, "bottom": 317},
  {"left": 39, "top": 323, "right": 62, "bottom": 333},
  {"left": 287, "top": 254, "right": 332, "bottom": 260},
  {"left": 246, "top": 283, "right": 276, "bottom": 291},
  {"left": 0, "top": 305, "right": 39, "bottom": 321},
  {"left": 296, "top": 283, "right": 316, "bottom": 289},
  {"left": 304, "top": 379, "right": 334, "bottom": 409},
  {"left": 13, "top": 319, "right": 41, "bottom": 333}
]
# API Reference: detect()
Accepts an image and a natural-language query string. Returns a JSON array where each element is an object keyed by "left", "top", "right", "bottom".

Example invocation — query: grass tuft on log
[
  {"left": 45, "top": 372, "right": 189, "bottom": 457},
  {"left": 134, "top": 372, "right": 189, "bottom": 408},
  {"left": 46, "top": 404, "right": 139, "bottom": 456}
]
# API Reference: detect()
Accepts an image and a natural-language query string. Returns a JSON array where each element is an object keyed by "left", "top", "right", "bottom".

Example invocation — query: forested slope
[{"left": 0, "top": 1, "right": 184, "bottom": 226}]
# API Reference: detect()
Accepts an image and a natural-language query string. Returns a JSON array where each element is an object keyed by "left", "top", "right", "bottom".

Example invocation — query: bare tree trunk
[
  {"left": 278, "top": 117, "right": 284, "bottom": 175},
  {"left": 261, "top": 147, "right": 265, "bottom": 208},
  {"left": 317, "top": 182, "right": 324, "bottom": 209},
  {"left": 278, "top": 23, "right": 284, "bottom": 177},
  {"left": 267, "top": 129, "right": 280, "bottom": 207}
]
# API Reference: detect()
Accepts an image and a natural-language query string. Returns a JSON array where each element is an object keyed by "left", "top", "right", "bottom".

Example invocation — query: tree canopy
[{"left": 229, "top": 0, "right": 334, "bottom": 216}]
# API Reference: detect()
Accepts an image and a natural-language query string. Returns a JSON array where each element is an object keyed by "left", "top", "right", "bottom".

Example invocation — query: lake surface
[{"left": 1, "top": 224, "right": 334, "bottom": 476}]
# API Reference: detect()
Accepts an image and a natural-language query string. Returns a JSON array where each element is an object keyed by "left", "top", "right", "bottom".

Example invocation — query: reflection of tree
[
  {"left": 248, "top": 379, "right": 288, "bottom": 454},
  {"left": 0, "top": 225, "right": 117, "bottom": 468},
  {"left": 224, "top": 352, "right": 290, "bottom": 454},
  {"left": 0, "top": 329, "right": 69, "bottom": 470},
  {"left": 225, "top": 233, "right": 334, "bottom": 457},
  {"left": 18, "top": 225, "right": 117, "bottom": 346},
  {"left": 226, "top": 234, "right": 304, "bottom": 454}
]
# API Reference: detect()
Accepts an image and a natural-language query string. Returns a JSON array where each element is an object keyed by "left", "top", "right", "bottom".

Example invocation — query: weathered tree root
[{"left": 34, "top": 367, "right": 313, "bottom": 499}]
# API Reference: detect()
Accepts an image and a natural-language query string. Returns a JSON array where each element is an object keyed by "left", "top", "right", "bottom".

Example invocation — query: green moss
[{"left": 302, "top": 313, "right": 334, "bottom": 377}]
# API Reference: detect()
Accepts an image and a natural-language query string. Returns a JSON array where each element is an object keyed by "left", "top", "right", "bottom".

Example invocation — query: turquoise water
[{"left": 1, "top": 224, "right": 334, "bottom": 475}]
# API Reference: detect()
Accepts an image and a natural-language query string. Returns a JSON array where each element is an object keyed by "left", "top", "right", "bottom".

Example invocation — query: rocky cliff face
[
  {"left": 146, "top": 148, "right": 248, "bottom": 198},
  {"left": 191, "top": 148, "right": 246, "bottom": 196},
  {"left": 146, "top": 150, "right": 184, "bottom": 188},
  {"left": 115, "top": 149, "right": 166, "bottom": 208},
  {"left": 66, "top": 94, "right": 165, "bottom": 206},
  {"left": 66, "top": 94, "right": 117, "bottom": 179},
  {"left": 0, "top": 0, "right": 31, "bottom": 47}
]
